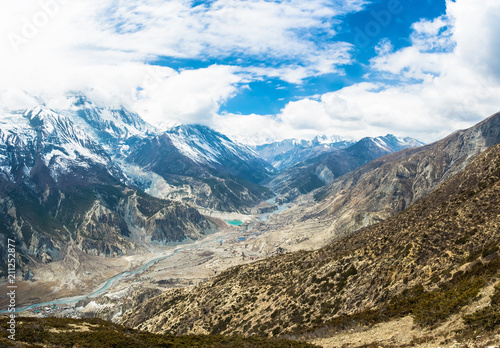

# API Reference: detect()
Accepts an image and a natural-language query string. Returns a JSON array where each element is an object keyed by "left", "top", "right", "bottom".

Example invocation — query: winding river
[
  {"left": 1, "top": 199, "right": 290, "bottom": 314},
  {"left": 1, "top": 234, "right": 230, "bottom": 314}
]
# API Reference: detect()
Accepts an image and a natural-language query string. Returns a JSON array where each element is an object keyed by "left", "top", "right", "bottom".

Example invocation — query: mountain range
[
  {"left": 0, "top": 96, "right": 426, "bottom": 279},
  {"left": 253, "top": 112, "right": 500, "bottom": 253},
  {"left": 263, "top": 134, "right": 424, "bottom": 203},
  {"left": 253, "top": 135, "right": 355, "bottom": 171},
  {"left": 0, "top": 106, "right": 216, "bottom": 278},
  {"left": 1, "top": 97, "right": 500, "bottom": 346},
  {"left": 121, "top": 120, "right": 500, "bottom": 347}
]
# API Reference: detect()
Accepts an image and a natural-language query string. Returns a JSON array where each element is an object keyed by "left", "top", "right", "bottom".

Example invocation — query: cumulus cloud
[
  {"left": 0, "top": 0, "right": 366, "bottom": 121},
  {"left": 135, "top": 65, "right": 243, "bottom": 125},
  {"left": 231, "top": 0, "right": 500, "bottom": 144}
]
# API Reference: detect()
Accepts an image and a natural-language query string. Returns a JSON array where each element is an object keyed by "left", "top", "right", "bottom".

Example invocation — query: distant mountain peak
[
  {"left": 254, "top": 136, "right": 358, "bottom": 171},
  {"left": 311, "top": 134, "right": 353, "bottom": 145}
]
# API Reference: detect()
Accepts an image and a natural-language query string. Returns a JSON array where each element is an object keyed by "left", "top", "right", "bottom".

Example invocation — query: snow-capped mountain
[
  {"left": 368, "top": 134, "right": 425, "bottom": 153},
  {"left": 1, "top": 99, "right": 276, "bottom": 213},
  {"left": 311, "top": 134, "right": 353, "bottom": 145},
  {"left": 0, "top": 106, "right": 122, "bottom": 186},
  {"left": 254, "top": 136, "right": 355, "bottom": 171},
  {"left": 264, "top": 134, "right": 425, "bottom": 203},
  {"left": 164, "top": 125, "right": 275, "bottom": 180},
  {"left": 346, "top": 134, "right": 425, "bottom": 161},
  {"left": 68, "top": 95, "right": 157, "bottom": 144},
  {"left": 126, "top": 124, "right": 275, "bottom": 211}
]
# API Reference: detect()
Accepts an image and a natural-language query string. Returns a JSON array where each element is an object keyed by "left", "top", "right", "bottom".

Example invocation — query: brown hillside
[
  {"left": 253, "top": 111, "right": 500, "bottom": 253},
  {"left": 121, "top": 142, "right": 500, "bottom": 345},
  {"left": 0, "top": 316, "right": 319, "bottom": 348}
]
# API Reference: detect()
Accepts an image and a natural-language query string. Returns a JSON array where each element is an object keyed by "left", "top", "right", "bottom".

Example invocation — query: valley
[
  {"left": 0, "top": 196, "right": 291, "bottom": 318},
  {"left": 3, "top": 2, "right": 500, "bottom": 347},
  {"left": 1, "top": 99, "right": 500, "bottom": 347}
]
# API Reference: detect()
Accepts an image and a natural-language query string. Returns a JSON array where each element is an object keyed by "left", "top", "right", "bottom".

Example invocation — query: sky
[{"left": 1, "top": 0, "right": 500, "bottom": 144}]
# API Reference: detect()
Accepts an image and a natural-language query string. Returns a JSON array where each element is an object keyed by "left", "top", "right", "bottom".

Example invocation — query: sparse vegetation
[
  {"left": 120, "top": 143, "right": 500, "bottom": 345},
  {"left": 0, "top": 317, "right": 319, "bottom": 348},
  {"left": 463, "top": 284, "right": 500, "bottom": 331},
  {"left": 136, "top": 195, "right": 165, "bottom": 218}
]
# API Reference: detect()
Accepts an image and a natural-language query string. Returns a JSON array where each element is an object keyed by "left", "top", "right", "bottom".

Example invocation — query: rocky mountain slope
[
  {"left": 256, "top": 112, "right": 500, "bottom": 252},
  {"left": 121, "top": 140, "right": 500, "bottom": 346},
  {"left": 264, "top": 134, "right": 423, "bottom": 203},
  {"left": 0, "top": 107, "right": 215, "bottom": 279},
  {"left": 126, "top": 124, "right": 275, "bottom": 212}
]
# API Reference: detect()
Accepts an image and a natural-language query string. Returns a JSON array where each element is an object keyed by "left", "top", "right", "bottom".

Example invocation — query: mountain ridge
[
  {"left": 120, "top": 136, "right": 500, "bottom": 346},
  {"left": 264, "top": 134, "right": 424, "bottom": 203},
  {"left": 254, "top": 111, "right": 500, "bottom": 253},
  {"left": 125, "top": 124, "right": 275, "bottom": 212}
]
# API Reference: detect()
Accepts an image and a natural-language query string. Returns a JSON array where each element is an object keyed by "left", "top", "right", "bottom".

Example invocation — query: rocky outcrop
[
  {"left": 75, "top": 287, "right": 163, "bottom": 322},
  {"left": 121, "top": 193, "right": 215, "bottom": 243}
]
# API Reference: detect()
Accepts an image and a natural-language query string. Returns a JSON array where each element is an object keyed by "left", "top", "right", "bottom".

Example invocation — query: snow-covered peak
[
  {"left": 350, "top": 134, "right": 425, "bottom": 158},
  {"left": 248, "top": 134, "right": 354, "bottom": 148},
  {"left": 25, "top": 106, "right": 97, "bottom": 148},
  {"left": 68, "top": 100, "right": 157, "bottom": 142},
  {"left": 0, "top": 106, "right": 119, "bottom": 183},
  {"left": 311, "top": 134, "right": 353, "bottom": 145},
  {"left": 164, "top": 124, "right": 259, "bottom": 166},
  {"left": 25, "top": 105, "right": 57, "bottom": 121},
  {"left": 0, "top": 112, "right": 35, "bottom": 180},
  {"left": 372, "top": 134, "right": 425, "bottom": 152}
]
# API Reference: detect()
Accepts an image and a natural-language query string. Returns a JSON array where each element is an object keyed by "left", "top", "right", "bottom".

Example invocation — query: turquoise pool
[{"left": 226, "top": 220, "right": 243, "bottom": 226}]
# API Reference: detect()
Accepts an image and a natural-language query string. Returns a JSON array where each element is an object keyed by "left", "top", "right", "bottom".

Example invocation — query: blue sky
[
  {"left": 150, "top": 0, "right": 448, "bottom": 116},
  {"left": 1, "top": 0, "right": 500, "bottom": 144},
  {"left": 216, "top": 0, "right": 448, "bottom": 116}
]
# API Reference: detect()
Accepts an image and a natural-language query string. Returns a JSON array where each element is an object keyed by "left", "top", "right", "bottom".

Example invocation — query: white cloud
[
  {"left": 213, "top": 111, "right": 339, "bottom": 145},
  {"left": 135, "top": 65, "right": 242, "bottom": 125},
  {"left": 410, "top": 15, "right": 454, "bottom": 53},
  {"left": 374, "top": 38, "right": 393, "bottom": 56},
  {"left": 239, "top": 0, "right": 500, "bottom": 144},
  {"left": 0, "top": 0, "right": 367, "bottom": 125}
]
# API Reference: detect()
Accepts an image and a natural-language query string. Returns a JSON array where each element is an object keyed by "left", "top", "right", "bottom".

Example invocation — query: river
[{"left": 1, "top": 198, "right": 291, "bottom": 314}]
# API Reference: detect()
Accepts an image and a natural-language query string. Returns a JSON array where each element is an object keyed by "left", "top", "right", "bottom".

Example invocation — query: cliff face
[
  {"left": 121, "top": 142, "right": 500, "bottom": 342},
  {"left": 0, "top": 181, "right": 216, "bottom": 279}
]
